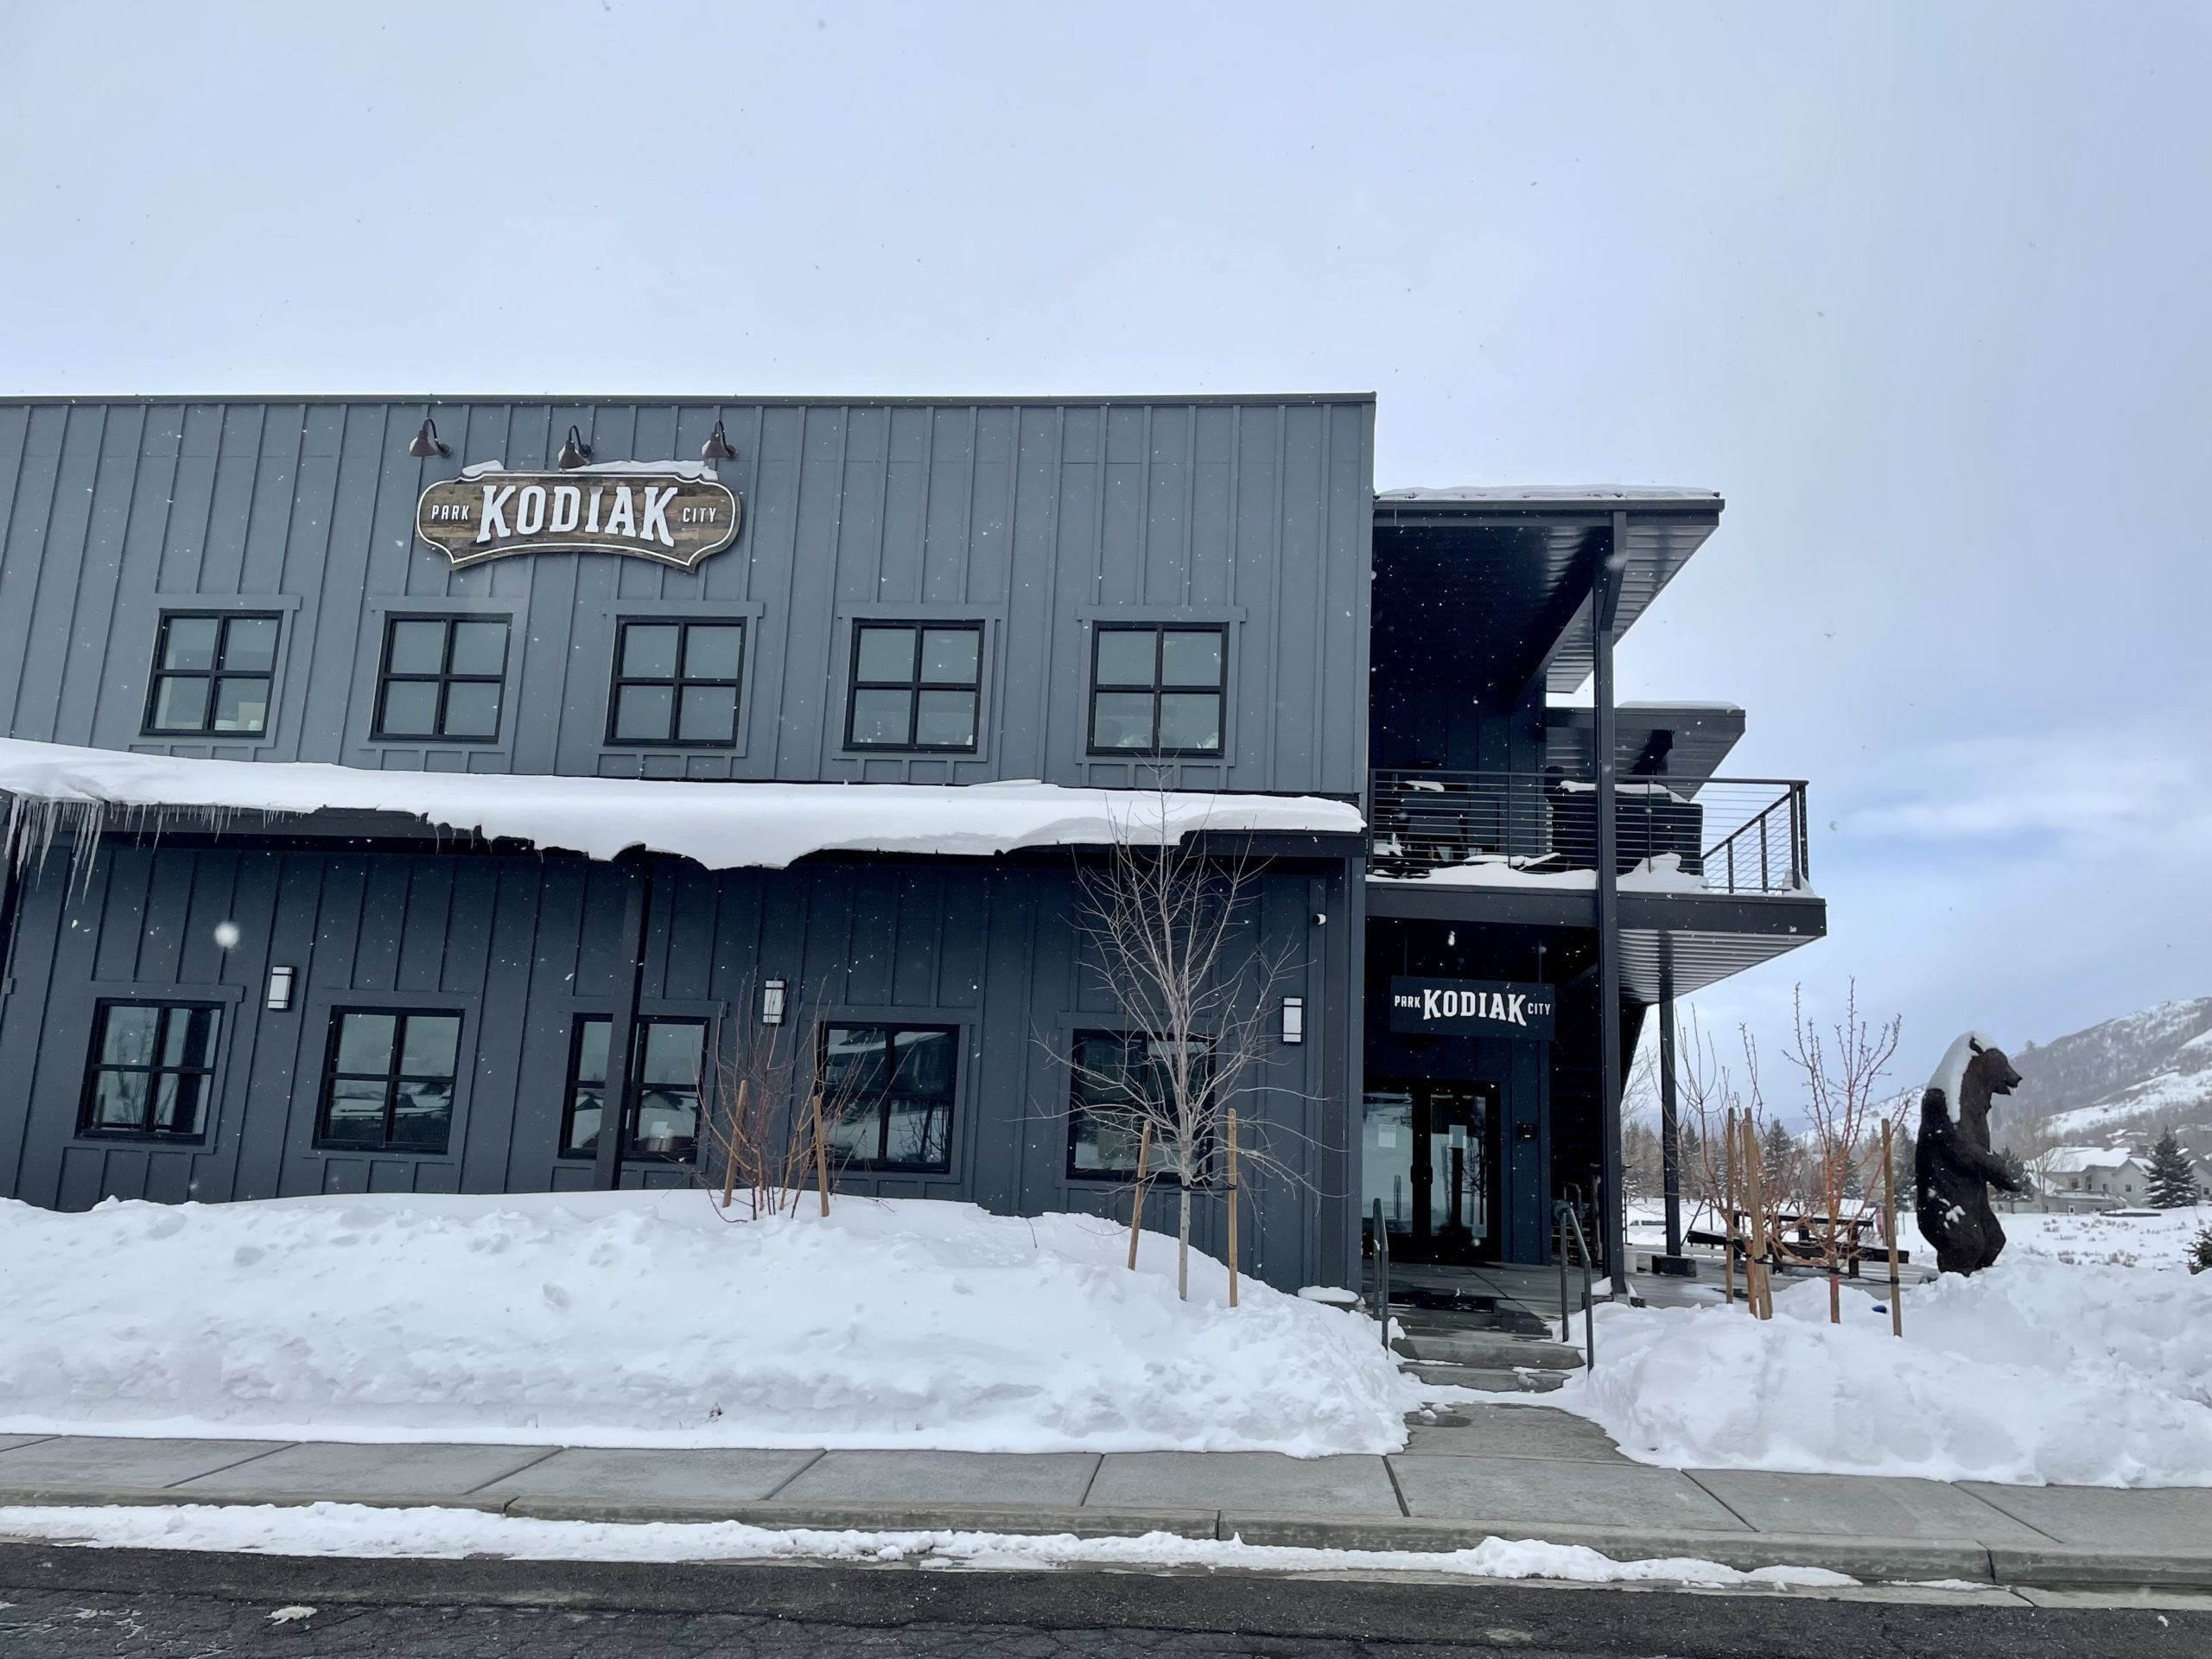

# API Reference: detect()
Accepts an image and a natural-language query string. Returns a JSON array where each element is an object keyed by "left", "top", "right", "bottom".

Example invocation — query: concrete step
[
  {"left": 1406, "top": 1361, "right": 1569, "bottom": 1393},
  {"left": 1395, "top": 1330, "right": 1585, "bottom": 1371}
]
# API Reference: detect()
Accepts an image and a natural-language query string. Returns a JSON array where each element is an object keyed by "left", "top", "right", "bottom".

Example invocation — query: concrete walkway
[{"left": 2, "top": 1412, "right": 2208, "bottom": 1592}]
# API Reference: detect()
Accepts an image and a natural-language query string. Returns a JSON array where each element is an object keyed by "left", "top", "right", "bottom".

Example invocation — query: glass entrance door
[{"left": 1363, "top": 1078, "right": 1500, "bottom": 1265}]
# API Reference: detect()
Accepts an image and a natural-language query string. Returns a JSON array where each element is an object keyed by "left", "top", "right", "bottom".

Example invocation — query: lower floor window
[
  {"left": 819, "top": 1024, "right": 956, "bottom": 1172},
  {"left": 562, "top": 1015, "right": 708, "bottom": 1161},
  {"left": 79, "top": 1002, "right": 223, "bottom": 1140},
  {"left": 318, "top": 1009, "right": 461, "bottom": 1153},
  {"left": 1067, "top": 1031, "right": 1212, "bottom": 1179}
]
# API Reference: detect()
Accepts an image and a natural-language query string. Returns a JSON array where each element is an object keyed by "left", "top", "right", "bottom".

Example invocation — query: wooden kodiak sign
[
  {"left": 416, "top": 462, "right": 742, "bottom": 570},
  {"left": 1388, "top": 976, "right": 1556, "bottom": 1041}
]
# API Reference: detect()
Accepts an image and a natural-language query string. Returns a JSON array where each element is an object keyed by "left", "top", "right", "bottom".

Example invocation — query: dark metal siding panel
[
  {"left": 0, "top": 398, "right": 1370, "bottom": 797},
  {"left": 0, "top": 838, "right": 1357, "bottom": 1290}
]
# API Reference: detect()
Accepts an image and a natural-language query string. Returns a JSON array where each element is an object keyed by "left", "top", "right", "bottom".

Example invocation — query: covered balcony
[{"left": 1367, "top": 769, "right": 1810, "bottom": 897}]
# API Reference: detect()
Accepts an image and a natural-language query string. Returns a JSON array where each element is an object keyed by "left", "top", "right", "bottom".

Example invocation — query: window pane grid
[
  {"left": 846, "top": 623, "right": 982, "bottom": 752},
  {"left": 821, "top": 1023, "right": 956, "bottom": 1172},
  {"left": 1066, "top": 1030, "right": 1213, "bottom": 1180},
  {"left": 373, "top": 617, "right": 508, "bottom": 741},
  {"left": 607, "top": 620, "right": 744, "bottom": 747},
  {"left": 144, "top": 613, "right": 279, "bottom": 737},
  {"left": 79, "top": 1003, "right": 221, "bottom": 1140},
  {"left": 316, "top": 1011, "right": 460, "bottom": 1153},
  {"left": 560, "top": 1015, "right": 707, "bottom": 1161},
  {"left": 1088, "top": 626, "right": 1225, "bottom": 755}
]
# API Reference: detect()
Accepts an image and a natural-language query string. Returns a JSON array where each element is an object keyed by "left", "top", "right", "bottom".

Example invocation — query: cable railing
[{"left": 1367, "top": 770, "right": 1810, "bottom": 897}]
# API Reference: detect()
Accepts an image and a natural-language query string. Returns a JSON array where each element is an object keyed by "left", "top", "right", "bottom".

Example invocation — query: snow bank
[
  {"left": 1548, "top": 1254, "right": 2212, "bottom": 1486},
  {"left": 0, "top": 737, "right": 1363, "bottom": 870},
  {"left": 1371, "top": 852, "right": 1715, "bottom": 893},
  {"left": 0, "top": 1501, "right": 1854, "bottom": 1586},
  {"left": 0, "top": 1191, "right": 1427, "bottom": 1456}
]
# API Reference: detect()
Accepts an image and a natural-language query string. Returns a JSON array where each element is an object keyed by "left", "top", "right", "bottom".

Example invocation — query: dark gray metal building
[{"left": 0, "top": 397, "right": 1822, "bottom": 1294}]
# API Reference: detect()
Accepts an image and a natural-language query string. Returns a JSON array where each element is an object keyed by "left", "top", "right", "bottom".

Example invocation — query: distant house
[{"left": 2038, "top": 1146, "right": 2152, "bottom": 1208}]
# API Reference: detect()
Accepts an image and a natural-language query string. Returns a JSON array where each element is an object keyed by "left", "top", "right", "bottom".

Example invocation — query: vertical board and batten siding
[
  {"left": 0, "top": 397, "right": 1372, "bottom": 796},
  {"left": 0, "top": 842, "right": 1357, "bottom": 1289}
]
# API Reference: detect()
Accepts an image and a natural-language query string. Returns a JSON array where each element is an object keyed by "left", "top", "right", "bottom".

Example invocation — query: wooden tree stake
[
  {"left": 1884, "top": 1119, "right": 1904, "bottom": 1338},
  {"left": 1739, "top": 1113, "right": 1770, "bottom": 1319},
  {"left": 1722, "top": 1107, "right": 1739, "bottom": 1307},
  {"left": 810, "top": 1091, "right": 830, "bottom": 1217},
  {"left": 1126, "top": 1120, "right": 1152, "bottom": 1271},
  {"left": 1225, "top": 1108, "right": 1241, "bottom": 1308}
]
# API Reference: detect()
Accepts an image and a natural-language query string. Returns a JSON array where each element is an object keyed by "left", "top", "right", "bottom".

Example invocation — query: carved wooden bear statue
[{"left": 1915, "top": 1033, "right": 2026, "bottom": 1275}]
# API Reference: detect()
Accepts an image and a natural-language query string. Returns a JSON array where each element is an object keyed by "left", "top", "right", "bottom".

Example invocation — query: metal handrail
[
  {"left": 1554, "top": 1189, "right": 1596, "bottom": 1371},
  {"left": 1367, "top": 769, "right": 1808, "bottom": 896},
  {"left": 1370, "top": 1198, "right": 1391, "bottom": 1347}
]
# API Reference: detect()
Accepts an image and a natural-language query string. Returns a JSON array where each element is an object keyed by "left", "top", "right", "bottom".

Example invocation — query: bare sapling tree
[
  {"left": 695, "top": 976, "right": 856, "bottom": 1222},
  {"left": 1053, "top": 786, "right": 1304, "bottom": 1301},
  {"left": 1783, "top": 981, "right": 1904, "bottom": 1322},
  {"left": 1670, "top": 1009, "right": 1738, "bottom": 1238}
]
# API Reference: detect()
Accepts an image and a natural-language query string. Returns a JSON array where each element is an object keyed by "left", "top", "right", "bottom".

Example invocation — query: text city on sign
[{"left": 416, "top": 464, "right": 743, "bottom": 570}]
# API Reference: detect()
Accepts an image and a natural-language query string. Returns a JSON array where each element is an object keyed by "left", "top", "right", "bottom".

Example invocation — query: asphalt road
[{"left": 2, "top": 1546, "right": 2209, "bottom": 1657}]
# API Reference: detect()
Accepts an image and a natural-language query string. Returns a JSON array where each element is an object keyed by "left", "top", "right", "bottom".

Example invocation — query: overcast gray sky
[{"left": 2, "top": 1, "right": 2205, "bottom": 1080}]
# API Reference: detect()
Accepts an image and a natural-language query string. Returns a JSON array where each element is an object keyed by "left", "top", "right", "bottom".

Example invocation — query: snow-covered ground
[
  {"left": 0, "top": 1500, "right": 1855, "bottom": 1588},
  {"left": 1553, "top": 1206, "right": 2212, "bottom": 1487},
  {"left": 0, "top": 1190, "right": 1430, "bottom": 1457}
]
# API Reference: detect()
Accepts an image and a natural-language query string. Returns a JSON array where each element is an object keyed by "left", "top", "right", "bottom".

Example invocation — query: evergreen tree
[
  {"left": 1889, "top": 1122, "right": 1916, "bottom": 1202},
  {"left": 2144, "top": 1131, "right": 2204, "bottom": 1209},
  {"left": 1760, "top": 1120, "right": 1802, "bottom": 1208},
  {"left": 2190, "top": 1223, "right": 2212, "bottom": 1276}
]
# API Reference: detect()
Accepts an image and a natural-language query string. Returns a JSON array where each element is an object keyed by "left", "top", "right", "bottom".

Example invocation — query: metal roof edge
[{"left": 0, "top": 391, "right": 1381, "bottom": 409}]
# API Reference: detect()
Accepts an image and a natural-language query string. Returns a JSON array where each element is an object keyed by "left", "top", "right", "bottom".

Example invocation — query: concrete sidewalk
[{"left": 1, "top": 1410, "right": 2208, "bottom": 1592}]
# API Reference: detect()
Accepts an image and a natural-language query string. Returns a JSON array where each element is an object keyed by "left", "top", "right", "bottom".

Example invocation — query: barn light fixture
[
  {"left": 1281, "top": 996, "right": 1304, "bottom": 1045},
  {"left": 702, "top": 420, "right": 736, "bottom": 461},
  {"left": 761, "top": 979, "right": 787, "bottom": 1027},
  {"left": 556, "top": 425, "right": 592, "bottom": 469},
  {"left": 407, "top": 419, "right": 448, "bottom": 459},
  {"left": 265, "top": 965, "right": 296, "bottom": 1012}
]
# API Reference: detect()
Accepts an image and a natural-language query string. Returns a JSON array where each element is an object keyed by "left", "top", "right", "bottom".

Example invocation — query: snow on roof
[
  {"left": 2044, "top": 1146, "right": 2140, "bottom": 1175},
  {"left": 0, "top": 739, "right": 1364, "bottom": 871},
  {"left": 1376, "top": 486, "right": 1721, "bottom": 504},
  {"left": 1928, "top": 1030, "right": 2006, "bottom": 1109}
]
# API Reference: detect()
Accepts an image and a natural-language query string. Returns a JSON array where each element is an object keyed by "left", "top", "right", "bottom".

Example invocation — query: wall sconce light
[
  {"left": 701, "top": 420, "right": 736, "bottom": 461},
  {"left": 1281, "top": 996, "right": 1304, "bottom": 1045},
  {"left": 556, "top": 425, "right": 592, "bottom": 469},
  {"left": 761, "top": 979, "right": 787, "bottom": 1027},
  {"left": 266, "top": 966, "right": 296, "bottom": 1012},
  {"left": 407, "top": 419, "right": 448, "bottom": 459}
]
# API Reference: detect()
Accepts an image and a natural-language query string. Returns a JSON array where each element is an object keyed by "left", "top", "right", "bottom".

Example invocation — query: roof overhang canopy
[
  {"left": 1364, "top": 880, "right": 1824, "bottom": 1001},
  {"left": 1370, "top": 489, "right": 1723, "bottom": 704}
]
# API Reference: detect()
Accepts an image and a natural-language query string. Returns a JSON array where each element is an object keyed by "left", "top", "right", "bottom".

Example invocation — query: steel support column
[
  {"left": 1654, "top": 941, "right": 1695, "bottom": 1275},
  {"left": 592, "top": 854, "right": 655, "bottom": 1192},
  {"left": 1595, "top": 516, "right": 1627, "bottom": 1295}
]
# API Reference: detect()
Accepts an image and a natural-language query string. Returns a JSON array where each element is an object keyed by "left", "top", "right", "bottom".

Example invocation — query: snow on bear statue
[{"left": 1914, "top": 1032, "right": 2026, "bottom": 1275}]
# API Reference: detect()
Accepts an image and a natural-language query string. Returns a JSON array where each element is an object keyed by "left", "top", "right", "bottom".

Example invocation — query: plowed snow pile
[
  {"left": 1549, "top": 1240, "right": 2212, "bottom": 1486},
  {"left": 0, "top": 1191, "right": 1422, "bottom": 1455}
]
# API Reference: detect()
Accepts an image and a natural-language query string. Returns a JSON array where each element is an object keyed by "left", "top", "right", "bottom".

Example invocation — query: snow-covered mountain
[{"left": 2006, "top": 997, "right": 2212, "bottom": 1140}]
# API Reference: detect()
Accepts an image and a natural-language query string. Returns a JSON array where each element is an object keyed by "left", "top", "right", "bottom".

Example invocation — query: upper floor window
[
  {"left": 374, "top": 616, "right": 509, "bottom": 741},
  {"left": 143, "top": 613, "right": 280, "bottom": 736},
  {"left": 1066, "top": 1030, "right": 1212, "bottom": 1180},
  {"left": 316, "top": 1009, "right": 462, "bottom": 1153},
  {"left": 1089, "top": 626, "right": 1224, "bottom": 755},
  {"left": 819, "top": 1023, "right": 957, "bottom": 1172},
  {"left": 607, "top": 620, "right": 744, "bottom": 747},
  {"left": 560, "top": 1014, "right": 708, "bottom": 1161},
  {"left": 846, "top": 623, "right": 982, "bottom": 752},
  {"left": 79, "top": 1001, "right": 223, "bottom": 1141}
]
